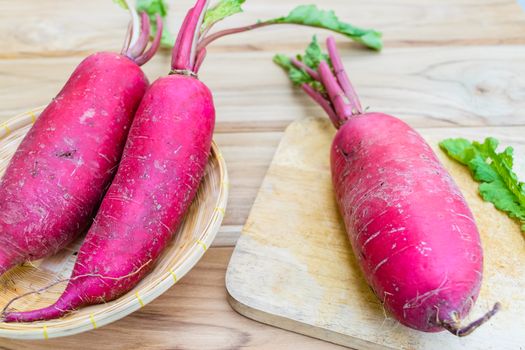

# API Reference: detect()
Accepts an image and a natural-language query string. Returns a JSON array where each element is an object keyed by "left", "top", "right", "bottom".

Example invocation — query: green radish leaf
[
  {"left": 197, "top": 3, "right": 382, "bottom": 51},
  {"left": 302, "top": 35, "right": 329, "bottom": 69},
  {"left": 267, "top": 5, "right": 383, "bottom": 51},
  {"left": 272, "top": 54, "right": 294, "bottom": 72},
  {"left": 273, "top": 36, "right": 329, "bottom": 93},
  {"left": 137, "top": 0, "right": 168, "bottom": 17},
  {"left": 202, "top": 0, "right": 246, "bottom": 33},
  {"left": 136, "top": 0, "right": 175, "bottom": 48},
  {"left": 440, "top": 137, "right": 525, "bottom": 233},
  {"left": 438, "top": 138, "right": 475, "bottom": 164},
  {"left": 113, "top": 0, "right": 129, "bottom": 9},
  {"left": 273, "top": 54, "right": 311, "bottom": 86}
]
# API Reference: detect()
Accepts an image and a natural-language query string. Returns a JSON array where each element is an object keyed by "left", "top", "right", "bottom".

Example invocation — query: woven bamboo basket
[{"left": 0, "top": 107, "right": 229, "bottom": 340}]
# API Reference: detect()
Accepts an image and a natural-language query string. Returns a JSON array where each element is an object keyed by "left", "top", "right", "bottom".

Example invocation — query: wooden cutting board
[{"left": 225, "top": 117, "right": 525, "bottom": 350}]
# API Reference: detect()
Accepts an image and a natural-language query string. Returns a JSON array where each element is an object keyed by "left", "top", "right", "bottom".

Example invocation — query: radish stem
[
  {"left": 301, "top": 84, "right": 339, "bottom": 127},
  {"left": 173, "top": 8, "right": 193, "bottom": 68},
  {"left": 189, "top": 0, "right": 211, "bottom": 69},
  {"left": 291, "top": 58, "right": 320, "bottom": 82},
  {"left": 121, "top": 11, "right": 163, "bottom": 66},
  {"left": 197, "top": 21, "right": 275, "bottom": 54},
  {"left": 124, "top": 0, "right": 141, "bottom": 48},
  {"left": 121, "top": 22, "right": 133, "bottom": 55},
  {"left": 135, "top": 15, "right": 163, "bottom": 66},
  {"left": 326, "top": 37, "right": 362, "bottom": 114},
  {"left": 172, "top": 0, "right": 210, "bottom": 72},
  {"left": 194, "top": 47, "right": 207, "bottom": 73},
  {"left": 130, "top": 13, "right": 151, "bottom": 58},
  {"left": 318, "top": 61, "right": 354, "bottom": 124}
]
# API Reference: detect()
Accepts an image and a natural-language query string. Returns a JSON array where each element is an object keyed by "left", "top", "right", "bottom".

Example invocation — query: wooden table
[{"left": 1, "top": 0, "right": 524, "bottom": 348}]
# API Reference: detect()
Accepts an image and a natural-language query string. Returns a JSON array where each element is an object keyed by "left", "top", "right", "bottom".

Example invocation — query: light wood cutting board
[{"left": 225, "top": 117, "right": 525, "bottom": 350}]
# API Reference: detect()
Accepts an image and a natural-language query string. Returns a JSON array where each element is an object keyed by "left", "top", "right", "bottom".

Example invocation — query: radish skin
[
  {"left": 0, "top": 12, "right": 163, "bottom": 277},
  {"left": 2, "top": 75, "right": 214, "bottom": 321},
  {"left": 332, "top": 113, "right": 483, "bottom": 332},
  {"left": 0, "top": 53, "right": 148, "bottom": 276},
  {"left": 276, "top": 37, "right": 500, "bottom": 336}
]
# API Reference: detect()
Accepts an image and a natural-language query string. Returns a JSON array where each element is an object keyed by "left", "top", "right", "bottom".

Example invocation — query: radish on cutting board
[
  {"left": 274, "top": 36, "right": 500, "bottom": 336},
  {"left": 0, "top": 7, "right": 162, "bottom": 277}
]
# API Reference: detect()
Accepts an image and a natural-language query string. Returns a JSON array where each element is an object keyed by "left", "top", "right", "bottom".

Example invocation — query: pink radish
[
  {"left": 274, "top": 37, "right": 500, "bottom": 336},
  {"left": 0, "top": 9, "right": 163, "bottom": 277},
  {"left": 2, "top": 0, "right": 213, "bottom": 322}
]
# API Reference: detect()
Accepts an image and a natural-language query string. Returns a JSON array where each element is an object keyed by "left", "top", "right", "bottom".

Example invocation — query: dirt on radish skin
[{"left": 0, "top": 53, "right": 148, "bottom": 276}]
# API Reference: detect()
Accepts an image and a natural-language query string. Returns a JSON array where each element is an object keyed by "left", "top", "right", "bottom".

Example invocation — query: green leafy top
[
  {"left": 117, "top": 1, "right": 382, "bottom": 51},
  {"left": 199, "top": 3, "right": 382, "bottom": 51},
  {"left": 136, "top": 0, "right": 168, "bottom": 17},
  {"left": 201, "top": 0, "right": 246, "bottom": 33},
  {"left": 440, "top": 137, "right": 525, "bottom": 232},
  {"left": 136, "top": 0, "right": 175, "bottom": 48},
  {"left": 113, "top": 0, "right": 129, "bottom": 9},
  {"left": 273, "top": 36, "right": 329, "bottom": 92},
  {"left": 267, "top": 5, "right": 382, "bottom": 51}
]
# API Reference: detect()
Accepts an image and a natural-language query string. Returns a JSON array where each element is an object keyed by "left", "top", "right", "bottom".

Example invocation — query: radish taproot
[
  {"left": 274, "top": 37, "right": 500, "bottom": 336},
  {"left": 0, "top": 9, "right": 163, "bottom": 277},
  {"left": 2, "top": 0, "right": 383, "bottom": 321}
]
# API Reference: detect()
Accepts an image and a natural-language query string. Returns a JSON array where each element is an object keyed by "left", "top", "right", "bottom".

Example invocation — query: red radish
[
  {"left": 2, "top": 0, "right": 384, "bottom": 321},
  {"left": 275, "top": 37, "right": 500, "bottom": 336},
  {"left": 0, "top": 10, "right": 163, "bottom": 277},
  {"left": 2, "top": 0, "right": 213, "bottom": 322}
]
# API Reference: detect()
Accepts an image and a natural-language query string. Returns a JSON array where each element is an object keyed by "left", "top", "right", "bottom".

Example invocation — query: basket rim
[{"left": 0, "top": 107, "right": 229, "bottom": 339}]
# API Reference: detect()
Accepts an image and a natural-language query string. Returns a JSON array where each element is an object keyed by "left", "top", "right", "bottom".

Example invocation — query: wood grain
[
  {"left": 2, "top": 45, "right": 525, "bottom": 129},
  {"left": 215, "top": 132, "right": 282, "bottom": 226},
  {"left": 2, "top": 0, "right": 525, "bottom": 58},
  {"left": 226, "top": 118, "right": 525, "bottom": 349}
]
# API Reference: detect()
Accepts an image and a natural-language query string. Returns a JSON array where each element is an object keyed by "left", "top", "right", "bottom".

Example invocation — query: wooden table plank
[
  {"left": 2, "top": 0, "right": 524, "bottom": 58},
  {"left": 202, "top": 45, "right": 525, "bottom": 130},
  {"left": 1, "top": 45, "right": 524, "bottom": 129},
  {"left": 0, "top": 248, "right": 345, "bottom": 350},
  {"left": 216, "top": 132, "right": 282, "bottom": 226}
]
